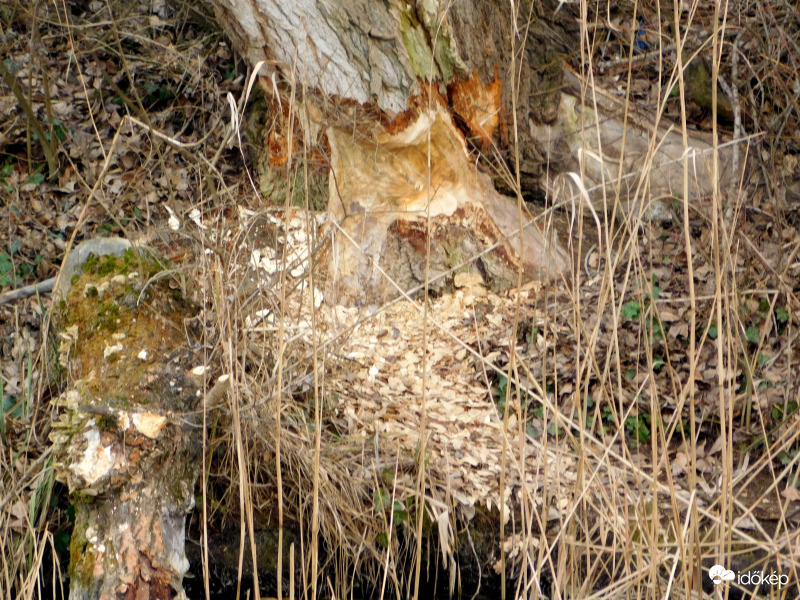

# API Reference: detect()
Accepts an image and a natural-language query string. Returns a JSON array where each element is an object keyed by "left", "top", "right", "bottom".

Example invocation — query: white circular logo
[{"left": 709, "top": 565, "right": 735, "bottom": 585}]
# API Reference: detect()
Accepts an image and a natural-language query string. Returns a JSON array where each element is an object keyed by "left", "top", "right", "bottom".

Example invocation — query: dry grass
[{"left": 1, "top": 1, "right": 799, "bottom": 599}]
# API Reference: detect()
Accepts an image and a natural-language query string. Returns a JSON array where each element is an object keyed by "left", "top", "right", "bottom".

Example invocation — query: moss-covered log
[{"left": 49, "top": 239, "right": 202, "bottom": 600}]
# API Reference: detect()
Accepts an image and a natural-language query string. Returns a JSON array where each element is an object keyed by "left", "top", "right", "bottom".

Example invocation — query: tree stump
[
  {"left": 49, "top": 240, "right": 202, "bottom": 600},
  {"left": 213, "top": 0, "right": 572, "bottom": 306}
]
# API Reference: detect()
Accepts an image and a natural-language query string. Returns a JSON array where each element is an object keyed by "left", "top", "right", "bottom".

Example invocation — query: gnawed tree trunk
[
  {"left": 213, "top": 0, "right": 575, "bottom": 305},
  {"left": 204, "top": 1, "right": 742, "bottom": 594},
  {"left": 49, "top": 239, "right": 202, "bottom": 600},
  {"left": 213, "top": 1, "right": 737, "bottom": 294},
  {"left": 324, "top": 97, "right": 569, "bottom": 305}
]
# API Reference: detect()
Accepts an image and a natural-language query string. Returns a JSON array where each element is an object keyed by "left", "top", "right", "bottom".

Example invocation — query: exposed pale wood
[
  {"left": 325, "top": 104, "right": 568, "bottom": 305},
  {"left": 214, "top": 0, "right": 737, "bottom": 225}
]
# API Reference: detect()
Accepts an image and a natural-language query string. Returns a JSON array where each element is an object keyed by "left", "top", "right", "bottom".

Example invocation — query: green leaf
[
  {"left": 547, "top": 422, "right": 562, "bottom": 437},
  {"left": 26, "top": 172, "right": 44, "bottom": 185},
  {"left": 772, "top": 403, "right": 798, "bottom": 422},
  {"left": 16, "top": 262, "right": 32, "bottom": 279},
  {"left": 392, "top": 500, "right": 408, "bottom": 525},
  {"left": 52, "top": 120, "right": 67, "bottom": 142},
  {"left": 381, "top": 469, "right": 394, "bottom": 488},
  {"left": 775, "top": 307, "right": 789, "bottom": 324},
  {"left": 707, "top": 324, "right": 718, "bottom": 339},
  {"left": 625, "top": 414, "right": 651, "bottom": 446},
  {"left": 2, "top": 395, "right": 25, "bottom": 419},
  {"left": 745, "top": 326, "right": 760, "bottom": 344},
  {"left": 0, "top": 253, "right": 14, "bottom": 285},
  {"left": 649, "top": 318, "right": 664, "bottom": 341},
  {"left": 621, "top": 301, "right": 641, "bottom": 320},
  {"left": 495, "top": 374, "right": 508, "bottom": 396},
  {"left": 373, "top": 487, "right": 390, "bottom": 512},
  {"left": 644, "top": 275, "right": 661, "bottom": 301}
]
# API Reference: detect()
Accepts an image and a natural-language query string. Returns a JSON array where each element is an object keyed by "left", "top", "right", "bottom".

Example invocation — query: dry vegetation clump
[{"left": 1, "top": 0, "right": 800, "bottom": 599}]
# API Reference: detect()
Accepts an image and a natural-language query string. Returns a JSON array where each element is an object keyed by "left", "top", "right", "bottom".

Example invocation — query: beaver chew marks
[{"left": 325, "top": 105, "right": 568, "bottom": 306}]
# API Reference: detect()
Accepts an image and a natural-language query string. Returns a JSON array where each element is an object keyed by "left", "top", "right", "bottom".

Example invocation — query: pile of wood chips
[{"left": 224, "top": 206, "right": 581, "bottom": 565}]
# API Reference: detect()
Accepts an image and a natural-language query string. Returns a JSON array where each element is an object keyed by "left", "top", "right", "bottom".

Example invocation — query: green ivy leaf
[
  {"left": 373, "top": 487, "right": 390, "bottom": 512},
  {"left": 392, "top": 500, "right": 408, "bottom": 525}
]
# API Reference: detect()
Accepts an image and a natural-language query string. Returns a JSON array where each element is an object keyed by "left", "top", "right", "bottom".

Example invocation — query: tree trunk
[
  {"left": 49, "top": 239, "right": 203, "bottom": 600},
  {"left": 213, "top": 0, "right": 736, "bottom": 279},
  {"left": 212, "top": 0, "right": 578, "bottom": 305},
  {"left": 205, "top": 1, "right": 740, "bottom": 592}
]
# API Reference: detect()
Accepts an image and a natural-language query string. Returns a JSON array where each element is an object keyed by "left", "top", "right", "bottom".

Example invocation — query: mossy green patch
[
  {"left": 399, "top": 9, "right": 439, "bottom": 80},
  {"left": 443, "top": 240, "right": 468, "bottom": 274},
  {"left": 432, "top": 33, "right": 456, "bottom": 81},
  {"left": 58, "top": 252, "right": 197, "bottom": 410}
]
